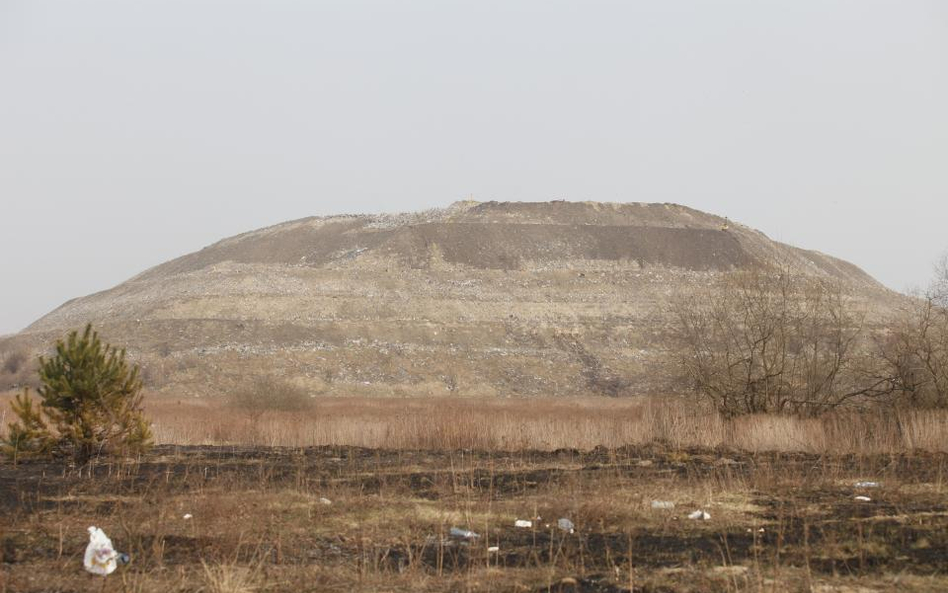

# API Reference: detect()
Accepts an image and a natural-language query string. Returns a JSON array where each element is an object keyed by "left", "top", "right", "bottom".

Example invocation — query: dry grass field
[
  {"left": 2, "top": 394, "right": 948, "bottom": 592},
  {"left": 138, "top": 396, "right": 948, "bottom": 455}
]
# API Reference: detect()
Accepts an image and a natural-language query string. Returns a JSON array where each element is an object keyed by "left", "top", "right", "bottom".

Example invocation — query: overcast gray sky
[{"left": 1, "top": 1, "right": 946, "bottom": 335}]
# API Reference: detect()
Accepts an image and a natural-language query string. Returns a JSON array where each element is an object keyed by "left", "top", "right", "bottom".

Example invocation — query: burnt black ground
[{"left": 2, "top": 445, "right": 947, "bottom": 592}]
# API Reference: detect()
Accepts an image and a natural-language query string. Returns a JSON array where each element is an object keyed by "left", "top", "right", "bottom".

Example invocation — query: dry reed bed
[
  {"left": 134, "top": 396, "right": 948, "bottom": 454},
  {"left": 3, "top": 392, "right": 947, "bottom": 454}
]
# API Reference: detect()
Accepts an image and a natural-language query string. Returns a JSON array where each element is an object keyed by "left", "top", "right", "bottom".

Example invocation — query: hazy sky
[{"left": 1, "top": 1, "right": 946, "bottom": 335}]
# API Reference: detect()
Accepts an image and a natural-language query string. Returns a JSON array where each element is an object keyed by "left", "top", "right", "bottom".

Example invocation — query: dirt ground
[{"left": 1, "top": 444, "right": 946, "bottom": 592}]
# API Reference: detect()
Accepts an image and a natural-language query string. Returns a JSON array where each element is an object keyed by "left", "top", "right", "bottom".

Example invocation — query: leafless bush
[
  {"left": 229, "top": 376, "right": 312, "bottom": 423},
  {"left": 2, "top": 348, "right": 27, "bottom": 375},
  {"left": 671, "top": 263, "right": 894, "bottom": 417},
  {"left": 882, "top": 256, "right": 948, "bottom": 409}
]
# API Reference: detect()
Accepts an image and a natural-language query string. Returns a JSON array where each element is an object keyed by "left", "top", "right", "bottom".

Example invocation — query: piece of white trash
[
  {"left": 688, "top": 510, "right": 711, "bottom": 521},
  {"left": 746, "top": 527, "right": 766, "bottom": 534},
  {"left": 487, "top": 546, "right": 500, "bottom": 553},
  {"left": 514, "top": 519, "right": 532, "bottom": 528},
  {"left": 855, "top": 481, "right": 880, "bottom": 488},
  {"left": 182, "top": 513, "right": 193, "bottom": 520},
  {"left": 449, "top": 527, "right": 479, "bottom": 540},
  {"left": 319, "top": 498, "right": 332, "bottom": 505},
  {"left": 651, "top": 500, "right": 675, "bottom": 510},
  {"left": 84, "top": 526, "right": 118, "bottom": 576},
  {"left": 855, "top": 495, "right": 872, "bottom": 502},
  {"left": 557, "top": 518, "right": 575, "bottom": 533}
]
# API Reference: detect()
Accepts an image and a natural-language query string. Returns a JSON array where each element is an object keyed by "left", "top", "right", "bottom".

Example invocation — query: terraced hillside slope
[{"left": 2, "top": 201, "right": 900, "bottom": 398}]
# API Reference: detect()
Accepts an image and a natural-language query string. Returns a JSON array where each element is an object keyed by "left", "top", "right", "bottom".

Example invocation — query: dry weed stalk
[{"left": 201, "top": 559, "right": 264, "bottom": 593}]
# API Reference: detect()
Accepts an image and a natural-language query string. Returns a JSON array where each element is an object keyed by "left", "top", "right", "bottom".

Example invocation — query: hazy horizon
[{"left": 2, "top": 1, "right": 946, "bottom": 335}]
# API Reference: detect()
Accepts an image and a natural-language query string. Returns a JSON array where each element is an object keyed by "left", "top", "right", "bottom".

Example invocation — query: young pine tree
[{"left": 1, "top": 324, "right": 152, "bottom": 463}]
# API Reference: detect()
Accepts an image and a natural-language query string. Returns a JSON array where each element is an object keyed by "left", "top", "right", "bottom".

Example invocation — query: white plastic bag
[
  {"left": 84, "top": 526, "right": 118, "bottom": 576},
  {"left": 687, "top": 510, "right": 711, "bottom": 521},
  {"left": 449, "top": 527, "right": 479, "bottom": 540}
]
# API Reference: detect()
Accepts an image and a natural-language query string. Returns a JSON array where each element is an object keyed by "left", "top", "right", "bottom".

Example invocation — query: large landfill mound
[{"left": 2, "top": 201, "right": 901, "bottom": 398}]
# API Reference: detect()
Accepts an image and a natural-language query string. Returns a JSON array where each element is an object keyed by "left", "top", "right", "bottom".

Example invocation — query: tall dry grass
[
  {"left": 3, "top": 391, "right": 947, "bottom": 454},
  {"left": 138, "top": 395, "right": 948, "bottom": 454}
]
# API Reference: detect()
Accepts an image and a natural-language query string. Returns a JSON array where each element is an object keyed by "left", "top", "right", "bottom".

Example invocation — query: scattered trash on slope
[
  {"left": 182, "top": 513, "right": 193, "bottom": 520},
  {"left": 319, "top": 498, "right": 333, "bottom": 505},
  {"left": 514, "top": 519, "right": 532, "bottom": 528},
  {"left": 650, "top": 500, "right": 675, "bottom": 510},
  {"left": 855, "top": 481, "right": 880, "bottom": 488},
  {"left": 557, "top": 518, "right": 575, "bottom": 533},
  {"left": 855, "top": 495, "right": 872, "bottom": 502}
]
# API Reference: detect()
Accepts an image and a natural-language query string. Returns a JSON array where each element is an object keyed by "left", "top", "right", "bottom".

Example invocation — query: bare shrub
[
  {"left": 229, "top": 376, "right": 312, "bottom": 423},
  {"left": 882, "top": 256, "right": 948, "bottom": 408},
  {"left": 2, "top": 348, "right": 27, "bottom": 375},
  {"left": 671, "top": 263, "right": 894, "bottom": 417}
]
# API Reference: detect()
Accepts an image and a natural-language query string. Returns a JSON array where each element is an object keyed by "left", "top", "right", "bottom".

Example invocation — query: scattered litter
[
  {"left": 182, "top": 514, "right": 193, "bottom": 520},
  {"left": 487, "top": 546, "right": 500, "bottom": 553},
  {"left": 319, "top": 498, "right": 333, "bottom": 505},
  {"left": 514, "top": 519, "right": 532, "bottom": 528},
  {"left": 557, "top": 518, "right": 575, "bottom": 534},
  {"left": 84, "top": 527, "right": 119, "bottom": 576},
  {"left": 746, "top": 527, "right": 766, "bottom": 534},
  {"left": 855, "top": 495, "right": 872, "bottom": 502},
  {"left": 688, "top": 510, "right": 711, "bottom": 521},
  {"left": 712, "top": 565, "right": 749, "bottom": 577},
  {"left": 449, "top": 527, "right": 479, "bottom": 540},
  {"left": 650, "top": 500, "right": 675, "bottom": 510},
  {"left": 855, "top": 481, "right": 880, "bottom": 488}
]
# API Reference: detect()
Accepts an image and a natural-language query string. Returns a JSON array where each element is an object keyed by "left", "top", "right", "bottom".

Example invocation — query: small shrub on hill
[
  {"left": 2, "top": 348, "right": 27, "bottom": 375},
  {"left": 229, "top": 376, "right": 312, "bottom": 423}
]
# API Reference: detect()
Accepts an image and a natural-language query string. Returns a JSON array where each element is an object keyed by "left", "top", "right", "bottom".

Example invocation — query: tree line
[{"left": 672, "top": 257, "right": 948, "bottom": 417}]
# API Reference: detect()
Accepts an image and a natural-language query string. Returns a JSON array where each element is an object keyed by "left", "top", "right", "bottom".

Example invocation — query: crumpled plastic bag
[
  {"left": 449, "top": 527, "right": 479, "bottom": 540},
  {"left": 688, "top": 510, "right": 711, "bottom": 520},
  {"left": 84, "top": 526, "right": 118, "bottom": 576}
]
